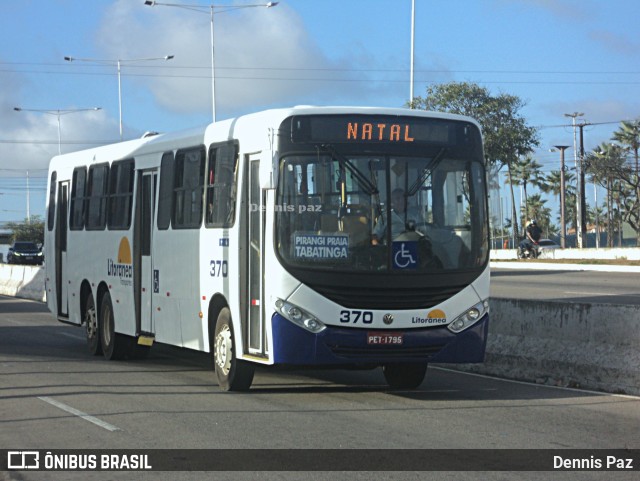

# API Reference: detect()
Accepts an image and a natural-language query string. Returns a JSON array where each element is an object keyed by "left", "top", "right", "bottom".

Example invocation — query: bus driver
[{"left": 371, "top": 188, "right": 423, "bottom": 245}]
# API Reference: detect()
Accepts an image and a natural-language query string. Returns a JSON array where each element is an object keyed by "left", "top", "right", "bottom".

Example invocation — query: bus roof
[{"left": 48, "top": 106, "right": 481, "bottom": 169}]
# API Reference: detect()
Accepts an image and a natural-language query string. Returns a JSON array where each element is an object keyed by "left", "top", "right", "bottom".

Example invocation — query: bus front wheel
[
  {"left": 84, "top": 292, "right": 102, "bottom": 356},
  {"left": 213, "top": 307, "right": 254, "bottom": 391},
  {"left": 382, "top": 363, "right": 428, "bottom": 389}
]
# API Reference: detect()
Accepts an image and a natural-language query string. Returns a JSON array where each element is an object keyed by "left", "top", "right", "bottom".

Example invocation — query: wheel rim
[
  {"left": 85, "top": 303, "right": 97, "bottom": 340},
  {"left": 215, "top": 325, "right": 232, "bottom": 375}
]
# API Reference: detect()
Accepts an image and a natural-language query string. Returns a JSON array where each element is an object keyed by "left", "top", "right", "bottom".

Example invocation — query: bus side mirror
[{"left": 259, "top": 150, "right": 278, "bottom": 190}]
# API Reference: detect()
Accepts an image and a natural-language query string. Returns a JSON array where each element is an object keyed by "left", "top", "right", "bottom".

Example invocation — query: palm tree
[
  {"left": 612, "top": 120, "right": 640, "bottom": 174},
  {"left": 521, "top": 193, "right": 551, "bottom": 233},
  {"left": 542, "top": 169, "right": 576, "bottom": 245},
  {"left": 588, "top": 203, "right": 606, "bottom": 246},
  {"left": 612, "top": 120, "right": 640, "bottom": 245},
  {"left": 564, "top": 192, "right": 578, "bottom": 246},
  {"left": 586, "top": 143, "right": 627, "bottom": 247},
  {"left": 509, "top": 156, "right": 545, "bottom": 221}
]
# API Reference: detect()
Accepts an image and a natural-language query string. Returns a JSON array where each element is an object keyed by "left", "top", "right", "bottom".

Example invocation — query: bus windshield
[{"left": 275, "top": 148, "right": 488, "bottom": 273}]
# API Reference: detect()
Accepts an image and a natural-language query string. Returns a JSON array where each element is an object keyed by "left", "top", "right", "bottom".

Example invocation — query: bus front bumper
[{"left": 271, "top": 313, "right": 489, "bottom": 366}]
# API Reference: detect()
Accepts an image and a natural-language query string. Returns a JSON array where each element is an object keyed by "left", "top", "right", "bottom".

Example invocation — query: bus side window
[
  {"left": 70, "top": 167, "right": 87, "bottom": 230},
  {"left": 107, "top": 159, "right": 135, "bottom": 230},
  {"left": 173, "top": 146, "right": 205, "bottom": 229},
  {"left": 157, "top": 151, "right": 174, "bottom": 230},
  {"left": 205, "top": 141, "right": 239, "bottom": 228},
  {"left": 86, "top": 163, "right": 109, "bottom": 231},
  {"left": 47, "top": 171, "right": 57, "bottom": 231}
]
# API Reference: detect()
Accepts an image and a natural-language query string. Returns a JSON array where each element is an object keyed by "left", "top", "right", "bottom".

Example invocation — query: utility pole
[
  {"left": 565, "top": 112, "right": 584, "bottom": 247},
  {"left": 578, "top": 121, "right": 589, "bottom": 246},
  {"left": 553, "top": 145, "right": 570, "bottom": 248}
]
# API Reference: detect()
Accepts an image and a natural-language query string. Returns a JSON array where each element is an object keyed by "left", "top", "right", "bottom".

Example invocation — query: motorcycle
[{"left": 517, "top": 241, "right": 539, "bottom": 259}]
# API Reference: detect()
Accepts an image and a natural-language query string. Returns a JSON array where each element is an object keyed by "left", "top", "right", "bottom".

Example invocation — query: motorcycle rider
[{"left": 519, "top": 219, "right": 542, "bottom": 257}]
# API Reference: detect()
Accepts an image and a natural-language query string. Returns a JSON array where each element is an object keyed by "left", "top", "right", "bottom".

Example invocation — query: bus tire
[
  {"left": 213, "top": 307, "right": 254, "bottom": 391},
  {"left": 382, "top": 363, "right": 428, "bottom": 390},
  {"left": 100, "top": 291, "right": 127, "bottom": 361},
  {"left": 84, "top": 291, "right": 102, "bottom": 356}
]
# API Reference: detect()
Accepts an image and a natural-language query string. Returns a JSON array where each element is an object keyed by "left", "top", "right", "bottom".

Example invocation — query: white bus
[{"left": 45, "top": 106, "right": 490, "bottom": 391}]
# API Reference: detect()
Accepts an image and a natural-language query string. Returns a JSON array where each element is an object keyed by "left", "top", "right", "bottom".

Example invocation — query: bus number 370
[
  {"left": 339, "top": 310, "right": 373, "bottom": 324},
  {"left": 210, "top": 260, "right": 229, "bottom": 277}
]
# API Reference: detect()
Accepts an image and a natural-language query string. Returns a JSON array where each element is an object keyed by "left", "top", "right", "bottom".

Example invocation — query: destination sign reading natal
[
  {"left": 347, "top": 122, "right": 415, "bottom": 142},
  {"left": 291, "top": 115, "right": 454, "bottom": 144}
]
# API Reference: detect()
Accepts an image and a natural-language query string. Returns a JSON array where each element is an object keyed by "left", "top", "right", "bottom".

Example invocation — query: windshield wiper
[
  {"left": 320, "top": 144, "right": 378, "bottom": 196},
  {"left": 407, "top": 147, "right": 447, "bottom": 196}
]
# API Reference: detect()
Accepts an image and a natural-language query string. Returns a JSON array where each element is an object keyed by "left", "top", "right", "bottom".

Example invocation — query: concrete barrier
[
  {"left": 450, "top": 298, "right": 640, "bottom": 396},
  {"left": 0, "top": 264, "right": 46, "bottom": 302}
]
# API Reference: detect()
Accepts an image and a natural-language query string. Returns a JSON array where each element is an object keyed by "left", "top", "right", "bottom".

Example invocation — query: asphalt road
[
  {"left": 1, "top": 295, "right": 639, "bottom": 480},
  {"left": 491, "top": 268, "right": 640, "bottom": 305}
]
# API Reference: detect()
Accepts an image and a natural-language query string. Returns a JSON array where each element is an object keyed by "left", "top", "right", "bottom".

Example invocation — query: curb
[{"left": 490, "top": 261, "right": 640, "bottom": 273}]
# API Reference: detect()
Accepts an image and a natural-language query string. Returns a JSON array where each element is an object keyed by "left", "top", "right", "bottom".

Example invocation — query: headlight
[
  {"left": 275, "top": 299, "right": 326, "bottom": 333},
  {"left": 447, "top": 300, "right": 489, "bottom": 333}
]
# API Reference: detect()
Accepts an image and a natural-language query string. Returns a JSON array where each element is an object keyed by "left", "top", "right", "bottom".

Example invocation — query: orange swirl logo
[
  {"left": 427, "top": 309, "right": 446, "bottom": 322},
  {"left": 108, "top": 237, "right": 133, "bottom": 281}
]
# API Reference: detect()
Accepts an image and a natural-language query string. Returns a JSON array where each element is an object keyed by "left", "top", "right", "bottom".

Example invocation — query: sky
[{"left": 1, "top": 0, "right": 639, "bottom": 226}]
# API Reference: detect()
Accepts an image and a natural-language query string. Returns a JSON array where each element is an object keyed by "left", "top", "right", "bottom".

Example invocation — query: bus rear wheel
[
  {"left": 84, "top": 292, "right": 102, "bottom": 356},
  {"left": 213, "top": 307, "right": 254, "bottom": 391},
  {"left": 100, "top": 291, "right": 128, "bottom": 361},
  {"left": 382, "top": 363, "right": 428, "bottom": 390}
]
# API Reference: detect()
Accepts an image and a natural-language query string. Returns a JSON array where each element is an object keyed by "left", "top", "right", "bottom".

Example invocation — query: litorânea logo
[
  {"left": 107, "top": 237, "right": 133, "bottom": 286},
  {"left": 411, "top": 308, "right": 448, "bottom": 325}
]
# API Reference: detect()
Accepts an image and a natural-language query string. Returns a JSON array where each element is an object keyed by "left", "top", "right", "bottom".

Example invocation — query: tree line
[{"left": 411, "top": 82, "right": 640, "bottom": 247}]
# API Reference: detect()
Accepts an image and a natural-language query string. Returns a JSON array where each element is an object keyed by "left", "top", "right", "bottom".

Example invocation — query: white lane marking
[
  {"left": 38, "top": 396, "right": 121, "bottom": 432},
  {"left": 563, "top": 291, "right": 625, "bottom": 296},
  {"left": 59, "top": 331, "right": 83, "bottom": 340}
]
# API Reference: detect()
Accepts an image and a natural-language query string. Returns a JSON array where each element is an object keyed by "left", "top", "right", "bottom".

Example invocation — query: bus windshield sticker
[
  {"left": 293, "top": 232, "right": 349, "bottom": 261},
  {"left": 392, "top": 241, "right": 418, "bottom": 269}
]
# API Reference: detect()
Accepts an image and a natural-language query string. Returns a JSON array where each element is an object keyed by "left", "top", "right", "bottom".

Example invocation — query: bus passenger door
[
  {"left": 245, "top": 156, "right": 266, "bottom": 356},
  {"left": 134, "top": 170, "right": 157, "bottom": 339},
  {"left": 55, "top": 181, "right": 70, "bottom": 318}
]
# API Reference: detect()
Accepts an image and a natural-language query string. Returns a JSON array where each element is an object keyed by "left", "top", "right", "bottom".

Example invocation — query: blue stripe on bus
[{"left": 271, "top": 313, "right": 488, "bottom": 366}]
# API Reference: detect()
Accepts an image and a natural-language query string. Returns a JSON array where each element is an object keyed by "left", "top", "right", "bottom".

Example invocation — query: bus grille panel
[{"left": 309, "top": 284, "right": 465, "bottom": 310}]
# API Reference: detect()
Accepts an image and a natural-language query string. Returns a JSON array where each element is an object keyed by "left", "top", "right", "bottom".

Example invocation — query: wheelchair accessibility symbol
[{"left": 392, "top": 241, "right": 418, "bottom": 269}]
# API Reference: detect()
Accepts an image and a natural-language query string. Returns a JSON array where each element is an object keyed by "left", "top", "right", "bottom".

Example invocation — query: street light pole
[
  {"left": 13, "top": 107, "right": 102, "bottom": 154},
  {"left": 565, "top": 112, "right": 584, "bottom": 247},
  {"left": 210, "top": 6, "right": 216, "bottom": 122},
  {"left": 64, "top": 55, "right": 174, "bottom": 140},
  {"left": 144, "top": 1, "right": 278, "bottom": 123},
  {"left": 552, "top": 145, "right": 570, "bottom": 248},
  {"left": 409, "top": 0, "right": 415, "bottom": 107}
]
